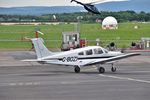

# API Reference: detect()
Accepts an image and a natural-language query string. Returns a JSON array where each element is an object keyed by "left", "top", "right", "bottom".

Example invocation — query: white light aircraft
[{"left": 23, "top": 38, "right": 140, "bottom": 73}]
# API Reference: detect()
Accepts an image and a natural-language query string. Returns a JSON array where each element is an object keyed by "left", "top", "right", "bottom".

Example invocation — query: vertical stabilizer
[{"left": 31, "top": 38, "right": 53, "bottom": 59}]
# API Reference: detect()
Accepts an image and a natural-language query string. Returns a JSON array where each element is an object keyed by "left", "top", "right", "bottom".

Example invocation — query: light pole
[{"left": 76, "top": 16, "right": 83, "bottom": 33}]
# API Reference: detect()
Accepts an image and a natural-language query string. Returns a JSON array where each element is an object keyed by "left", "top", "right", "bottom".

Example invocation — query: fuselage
[{"left": 41, "top": 46, "right": 122, "bottom": 61}]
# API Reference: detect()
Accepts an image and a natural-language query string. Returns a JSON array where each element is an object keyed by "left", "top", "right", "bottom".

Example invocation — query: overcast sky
[
  {"left": 1, "top": 0, "right": 79, "bottom": 7},
  {"left": 0, "top": 0, "right": 73, "bottom": 7},
  {"left": 0, "top": 0, "right": 130, "bottom": 7}
]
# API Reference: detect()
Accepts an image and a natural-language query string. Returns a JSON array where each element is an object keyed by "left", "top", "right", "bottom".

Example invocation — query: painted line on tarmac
[
  {"left": 0, "top": 72, "right": 59, "bottom": 77},
  {"left": 99, "top": 74, "right": 150, "bottom": 84},
  {"left": 129, "top": 71, "right": 150, "bottom": 73},
  {"left": 0, "top": 82, "right": 41, "bottom": 87},
  {"left": 9, "top": 82, "right": 41, "bottom": 86},
  {"left": 1, "top": 79, "right": 108, "bottom": 87}
]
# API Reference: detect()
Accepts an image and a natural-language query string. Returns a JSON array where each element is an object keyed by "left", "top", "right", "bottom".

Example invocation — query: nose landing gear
[
  {"left": 111, "top": 64, "right": 117, "bottom": 72},
  {"left": 111, "top": 67, "right": 117, "bottom": 72}
]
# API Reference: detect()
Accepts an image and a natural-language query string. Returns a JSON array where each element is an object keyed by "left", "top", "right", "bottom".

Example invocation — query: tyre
[
  {"left": 99, "top": 67, "right": 105, "bottom": 73},
  {"left": 74, "top": 66, "right": 80, "bottom": 73},
  {"left": 111, "top": 67, "right": 116, "bottom": 72}
]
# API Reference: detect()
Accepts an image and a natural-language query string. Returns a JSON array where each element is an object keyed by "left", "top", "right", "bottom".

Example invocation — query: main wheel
[
  {"left": 111, "top": 67, "right": 116, "bottom": 72},
  {"left": 99, "top": 67, "right": 105, "bottom": 73},
  {"left": 74, "top": 66, "right": 80, "bottom": 73}
]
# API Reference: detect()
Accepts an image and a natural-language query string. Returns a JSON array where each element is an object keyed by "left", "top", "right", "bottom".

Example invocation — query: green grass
[{"left": 0, "top": 22, "right": 150, "bottom": 49}]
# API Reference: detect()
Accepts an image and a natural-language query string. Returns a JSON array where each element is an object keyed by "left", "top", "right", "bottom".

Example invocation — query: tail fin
[{"left": 31, "top": 38, "right": 53, "bottom": 59}]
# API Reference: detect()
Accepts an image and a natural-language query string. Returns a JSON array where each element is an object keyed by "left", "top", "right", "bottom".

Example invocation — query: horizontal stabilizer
[{"left": 21, "top": 59, "right": 41, "bottom": 62}]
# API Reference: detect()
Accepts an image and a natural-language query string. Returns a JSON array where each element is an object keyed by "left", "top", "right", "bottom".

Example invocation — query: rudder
[{"left": 31, "top": 38, "right": 53, "bottom": 59}]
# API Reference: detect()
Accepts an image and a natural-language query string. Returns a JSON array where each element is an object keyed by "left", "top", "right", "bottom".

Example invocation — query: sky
[
  {"left": 1, "top": 0, "right": 73, "bottom": 7},
  {"left": 0, "top": 0, "right": 129, "bottom": 7}
]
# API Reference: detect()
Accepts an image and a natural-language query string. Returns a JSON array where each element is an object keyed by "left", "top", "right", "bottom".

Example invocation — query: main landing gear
[
  {"left": 74, "top": 66, "right": 80, "bottom": 73},
  {"left": 98, "top": 67, "right": 105, "bottom": 73}
]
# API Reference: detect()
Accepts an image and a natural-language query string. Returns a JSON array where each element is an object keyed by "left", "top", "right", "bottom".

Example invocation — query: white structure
[{"left": 102, "top": 16, "right": 118, "bottom": 29}]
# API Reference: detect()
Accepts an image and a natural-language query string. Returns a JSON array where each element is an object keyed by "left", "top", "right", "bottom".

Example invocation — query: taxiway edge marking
[{"left": 99, "top": 74, "right": 150, "bottom": 84}]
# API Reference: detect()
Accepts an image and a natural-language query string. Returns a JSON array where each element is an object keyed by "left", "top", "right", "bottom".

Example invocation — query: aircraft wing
[{"left": 81, "top": 53, "right": 140, "bottom": 66}]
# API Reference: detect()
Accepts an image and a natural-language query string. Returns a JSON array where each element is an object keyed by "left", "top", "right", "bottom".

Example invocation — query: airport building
[{"left": 102, "top": 16, "right": 118, "bottom": 29}]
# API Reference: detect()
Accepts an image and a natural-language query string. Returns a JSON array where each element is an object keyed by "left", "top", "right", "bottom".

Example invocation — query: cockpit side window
[
  {"left": 78, "top": 52, "right": 84, "bottom": 55},
  {"left": 86, "top": 49, "right": 93, "bottom": 55},
  {"left": 94, "top": 48, "right": 103, "bottom": 54}
]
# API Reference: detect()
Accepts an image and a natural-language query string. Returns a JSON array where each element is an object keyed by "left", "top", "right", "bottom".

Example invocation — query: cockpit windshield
[{"left": 103, "top": 49, "right": 108, "bottom": 53}]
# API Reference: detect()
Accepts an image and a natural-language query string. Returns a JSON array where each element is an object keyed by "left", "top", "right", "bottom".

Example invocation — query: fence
[{"left": 0, "top": 39, "right": 139, "bottom": 49}]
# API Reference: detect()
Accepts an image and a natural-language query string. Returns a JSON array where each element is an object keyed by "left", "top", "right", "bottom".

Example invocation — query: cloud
[
  {"left": 0, "top": 0, "right": 130, "bottom": 7},
  {"left": 0, "top": 0, "right": 73, "bottom": 7}
]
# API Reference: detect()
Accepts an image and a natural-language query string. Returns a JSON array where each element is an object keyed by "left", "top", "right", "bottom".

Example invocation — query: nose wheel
[
  {"left": 111, "top": 67, "right": 116, "bottom": 72},
  {"left": 111, "top": 64, "right": 117, "bottom": 72}
]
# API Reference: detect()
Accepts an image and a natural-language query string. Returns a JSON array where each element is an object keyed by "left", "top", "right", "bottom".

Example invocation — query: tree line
[{"left": 0, "top": 11, "right": 150, "bottom": 23}]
